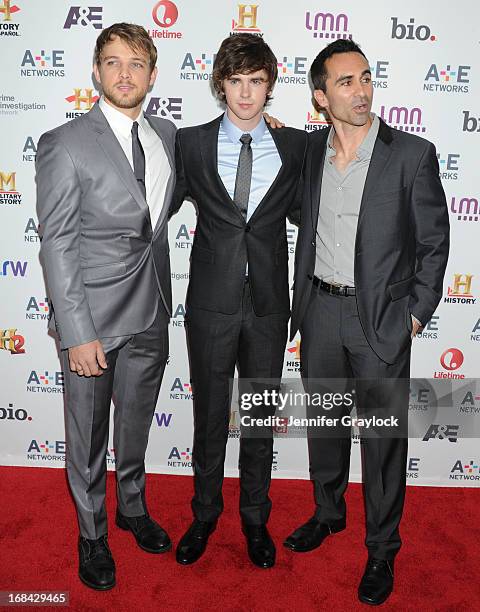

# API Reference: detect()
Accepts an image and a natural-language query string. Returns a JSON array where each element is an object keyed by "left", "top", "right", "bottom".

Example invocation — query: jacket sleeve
[
  {"left": 409, "top": 141, "right": 450, "bottom": 325},
  {"left": 169, "top": 129, "right": 189, "bottom": 219},
  {"left": 36, "top": 131, "right": 97, "bottom": 349}
]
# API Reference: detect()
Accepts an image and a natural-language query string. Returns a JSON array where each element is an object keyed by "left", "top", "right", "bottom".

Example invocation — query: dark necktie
[
  {"left": 131, "top": 121, "right": 146, "bottom": 200},
  {"left": 233, "top": 133, "right": 252, "bottom": 220}
]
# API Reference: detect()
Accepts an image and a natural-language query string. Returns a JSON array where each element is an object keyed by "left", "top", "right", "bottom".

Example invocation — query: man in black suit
[
  {"left": 284, "top": 40, "right": 449, "bottom": 604},
  {"left": 170, "top": 34, "right": 306, "bottom": 568}
]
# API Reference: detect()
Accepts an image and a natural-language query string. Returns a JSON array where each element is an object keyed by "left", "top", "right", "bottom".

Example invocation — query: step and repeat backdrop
[{"left": 1, "top": 0, "right": 479, "bottom": 487}]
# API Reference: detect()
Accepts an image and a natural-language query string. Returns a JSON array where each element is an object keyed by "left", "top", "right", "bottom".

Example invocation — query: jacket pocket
[
  {"left": 191, "top": 244, "right": 214, "bottom": 264},
  {"left": 389, "top": 274, "right": 415, "bottom": 301},
  {"left": 82, "top": 262, "right": 127, "bottom": 281}
]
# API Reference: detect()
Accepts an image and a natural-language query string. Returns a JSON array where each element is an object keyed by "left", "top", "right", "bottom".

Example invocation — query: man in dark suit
[
  {"left": 36, "top": 24, "right": 175, "bottom": 590},
  {"left": 170, "top": 34, "right": 306, "bottom": 568},
  {"left": 284, "top": 40, "right": 449, "bottom": 604}
]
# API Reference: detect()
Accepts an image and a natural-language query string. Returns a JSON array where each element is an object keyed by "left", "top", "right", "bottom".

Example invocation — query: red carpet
[{"left": 0, "top": 467, "right": 478, "bottom": 611}]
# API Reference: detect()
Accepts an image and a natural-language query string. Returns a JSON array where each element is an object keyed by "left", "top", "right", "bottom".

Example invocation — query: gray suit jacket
[{"left": 36, "top": 103, "right": 176, "bottom": 350}]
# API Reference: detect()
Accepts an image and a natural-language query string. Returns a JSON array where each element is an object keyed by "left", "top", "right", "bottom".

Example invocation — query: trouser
[
  {"left": 186, "top": 280, "right": 288, "bottom": 525},
  {"left": 62, "top": 304, "right": 169, "bottom": 539},
  {"left": 300, "top": 287, "right": 409, "bottom": 560}
]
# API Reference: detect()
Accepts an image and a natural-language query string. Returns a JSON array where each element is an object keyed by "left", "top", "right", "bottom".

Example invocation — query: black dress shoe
[
  {"left": 176, "top": 520, "right": 216, "bottom": 565},
  {"left": 283, "top": 516, "right": 345, "bottom": 552},
  {"left": 116, "top": 511, "right": 171, "bottom": 554},
  {"left": 358, "top": 558, "right": 394, "bottom": 605},
  {"left": 78, "top": 535, "right": 115, "bottom": 591},
  {"left": 242, "top": 524, "right": 276, "bottom": 569}
]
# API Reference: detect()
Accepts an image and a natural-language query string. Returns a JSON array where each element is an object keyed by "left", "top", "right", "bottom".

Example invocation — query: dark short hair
[
  {"left": 94, "top": 22, "right": 157, "bottom": 72},
  {"left": 212, "top": 34, "right": 278, "bottom": 103},
  {"left": 310, "top": 39, "right": 368, "bottom": 92}
]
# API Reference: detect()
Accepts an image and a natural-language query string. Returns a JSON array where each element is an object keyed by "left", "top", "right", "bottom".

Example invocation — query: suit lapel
[
  {"left": 246, "top": 122, "right": 289, "bottom": 225},
  {"left": 357, "top": 119, "right": 394, "bottom": 229},
  {"left": 309, "top": 129, "right": 329, "bottom": 234},
  {"left": 87, "top": 104, "right": 150, "bottom": 222},
  {"left": 199, "top": 115, "right": 246, "bottom": 224}
]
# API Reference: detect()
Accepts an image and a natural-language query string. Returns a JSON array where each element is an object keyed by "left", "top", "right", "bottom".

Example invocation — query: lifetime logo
[
  {"left": 450, "top": 196, "right": 479, "bottom": 223},
  {"left": 150, "top": 0, "right": 181, "bottom": 39},
  {"left": 63, "top": 6, "right": 102, "bottom": 29},
  {"left": 391, "top": 17, "right": 436, "bottom": 41},
  {"left": 232, "top": 4, "right": 261, "bottom": 33},
  {"left": 379, "top": 105, "right": 425, "bottom": 132},
  {"left": 433, "top": 348, "right": 465, "bottom": 380},
  {"left": 0, "top": 328, "right": 25, "bottom": 354},
  {"left": 0, "top": 260, "right": 27, "bottom": 277},
  {"left": 305, "top": 10, "right": 351, "bottom": 39},
  {"left": 65, "top": 88, "right": 99, "bottom": 111},
  {"left": 422, "top": 424, "right": 459, "bottom": 442}
]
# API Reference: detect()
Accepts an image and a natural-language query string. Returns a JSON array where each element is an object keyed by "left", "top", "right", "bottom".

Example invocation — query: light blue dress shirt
[{"left": 217, "top": 113, "right": 282, "bottom": 221}]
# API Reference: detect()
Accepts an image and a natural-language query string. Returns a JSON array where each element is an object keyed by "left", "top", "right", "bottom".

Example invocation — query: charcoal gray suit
[{"left": 36, "top": 102, "right": 175, "bottom": 539}]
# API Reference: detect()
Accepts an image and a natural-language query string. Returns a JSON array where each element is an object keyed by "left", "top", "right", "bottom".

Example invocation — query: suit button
[{"left": 245, "top": 226, "right": 251, "bottom": 233}]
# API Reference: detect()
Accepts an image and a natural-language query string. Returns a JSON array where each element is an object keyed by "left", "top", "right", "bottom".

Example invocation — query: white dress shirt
[{"left": 99, "top": 96, "right": 171, "bottom": 229}]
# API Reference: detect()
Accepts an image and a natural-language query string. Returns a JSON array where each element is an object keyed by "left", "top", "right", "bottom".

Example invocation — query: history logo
[
  {"left": 231, "top": 4, "right": 262, "bottom": 35},
  {"left": 65, "top": 88, "right": 99, "bottom": 119},
  {"left": 444, "top": 274, "right": 475, "bottom": 304},
  {"left": 0, "top": 0, "right": 21, "bottom": 37}
]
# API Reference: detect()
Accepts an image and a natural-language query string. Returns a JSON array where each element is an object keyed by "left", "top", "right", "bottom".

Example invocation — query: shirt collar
[
  {"left": 326, "top": 113, "right": 379, "bottom": 161},
  {"left": 99, "top": 96, "right": 145, "bottom": 139},
  {"left": 221, "top": 112, "right": 267, "bottom": 145}
]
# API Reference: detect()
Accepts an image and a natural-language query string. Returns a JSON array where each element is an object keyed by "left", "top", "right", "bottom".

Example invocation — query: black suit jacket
[
  {"left": 291, "top": 118, "right": 449, "bottom": 364},
  {"left": 170, "top": 114, "right": 307, "bottom": 316}
]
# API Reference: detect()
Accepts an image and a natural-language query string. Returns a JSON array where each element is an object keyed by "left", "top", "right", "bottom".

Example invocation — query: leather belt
[{"left": 313, "top": 276, "right": 356, "bottom": 297}]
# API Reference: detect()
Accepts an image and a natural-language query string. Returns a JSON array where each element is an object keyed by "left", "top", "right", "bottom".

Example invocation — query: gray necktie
[
  {"left": 233, "top": 133, "right": 252, "bottom": 220},
  {"left": 131, "top": 121, "right": 146, "bottom": 200}
]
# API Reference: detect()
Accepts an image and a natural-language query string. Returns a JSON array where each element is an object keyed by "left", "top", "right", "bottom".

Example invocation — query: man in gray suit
[{"left": 36, "top": 23, "right": 175, "bottom": 591}]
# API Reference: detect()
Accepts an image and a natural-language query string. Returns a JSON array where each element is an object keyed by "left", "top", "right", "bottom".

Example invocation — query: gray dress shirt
[{"left": 315, "top": 114, "right": 380, "bottom": 286}]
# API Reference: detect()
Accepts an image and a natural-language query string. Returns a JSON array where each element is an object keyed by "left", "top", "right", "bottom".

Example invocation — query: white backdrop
[{"left": 1, "top": 0, "right": 479, "bottom": 488}]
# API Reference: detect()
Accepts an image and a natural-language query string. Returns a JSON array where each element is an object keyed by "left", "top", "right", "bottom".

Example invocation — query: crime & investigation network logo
[
  {"left": 0, "top": 0, "right": 21, "bottom": 36},
  {"left": 0, "top": 94, "right": 45, "bottom": 116},
  {"left": 149, "top": 0, "right": 182, "bottom": 40}
]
